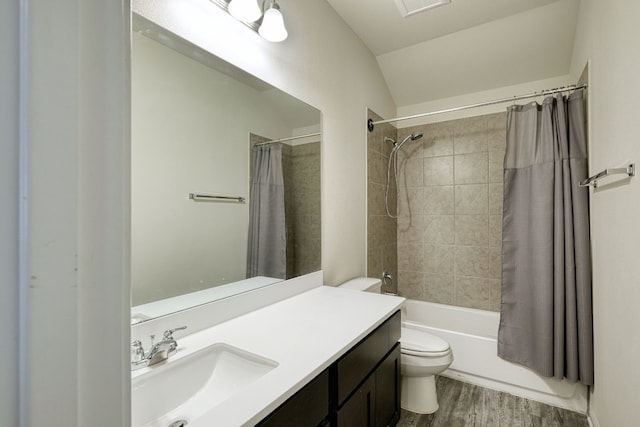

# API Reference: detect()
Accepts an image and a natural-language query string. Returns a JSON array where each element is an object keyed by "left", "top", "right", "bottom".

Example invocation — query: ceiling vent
[{"left": 393, "top": 0, "right": 452, "bottom": 17}]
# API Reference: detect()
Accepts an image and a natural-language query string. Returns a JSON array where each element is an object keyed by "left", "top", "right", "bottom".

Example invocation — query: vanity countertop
[{"left": 132, "top": 285, "right": 404, "bottom": 426}]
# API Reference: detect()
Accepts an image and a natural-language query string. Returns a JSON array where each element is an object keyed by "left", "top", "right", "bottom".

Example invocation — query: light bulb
[
  {"left": 227, "top": 0, "right": 262, "bottom": 23},
  {"left": 258, "top": 3, "right": 288, "bottom": 42}
]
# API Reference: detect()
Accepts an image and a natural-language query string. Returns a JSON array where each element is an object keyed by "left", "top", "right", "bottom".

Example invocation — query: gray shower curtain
[
  {"left": 498, "top": 90, "right": 593, "bottom": 385},
  {"left": 246, "top": 144, "right": 286, "bottom": 279}
]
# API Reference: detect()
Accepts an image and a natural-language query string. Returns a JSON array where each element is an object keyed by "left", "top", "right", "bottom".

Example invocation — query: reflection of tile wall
[
  {"left": 367, "top": 110, "right": 398, "bottom": 293},
  {"left": 288, "top": 142, "right": 321, "bottom": 277},
  {"left": 282, "top": 144, "right": 295, "bottom": 278},
  {"left": 396, "top": 113, "right": 506, "bottom": 311}
]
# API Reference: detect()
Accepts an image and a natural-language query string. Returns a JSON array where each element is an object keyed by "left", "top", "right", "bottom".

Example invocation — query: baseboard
[{"left": 587, "top": 412, "right": 600, "bottom": 427}]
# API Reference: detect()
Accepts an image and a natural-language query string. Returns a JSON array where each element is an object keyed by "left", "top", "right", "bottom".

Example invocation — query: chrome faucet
[{"left": 131, "top": 326, "right": 187, "bottom": 370}]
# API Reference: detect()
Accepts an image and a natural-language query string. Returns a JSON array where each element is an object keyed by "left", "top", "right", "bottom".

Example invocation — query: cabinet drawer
[
  {"left": 258, "top": 370, "right": 329, "bottom": 427},
  {"left": 335, "top": 311, "right": 400, "bottom": 406}
]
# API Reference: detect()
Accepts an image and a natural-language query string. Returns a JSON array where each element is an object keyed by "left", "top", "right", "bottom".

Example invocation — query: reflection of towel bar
[
  {"left": 579, "top": 163, "right": 635, "bottom": 188},
  {"left": 189, "top": 193, "right": 246, "bottom": 203}
]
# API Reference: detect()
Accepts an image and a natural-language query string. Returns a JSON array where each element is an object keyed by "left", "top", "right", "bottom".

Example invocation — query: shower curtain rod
[
  {"left": 253, "top": 132, "right": 321, "bottom": 146},
  {"left": 367, "top": 84, "right": 587, "bottom": 132}
]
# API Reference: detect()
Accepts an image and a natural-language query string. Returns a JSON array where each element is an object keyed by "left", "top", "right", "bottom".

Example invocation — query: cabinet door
[
  {"left": 375, "top": 344, "right": 401, "bottom": 427},
  {"left": 336, "top": 374, "right": 376, "bottom": 427},
  {"left": 258, "top": 370, "right": 329, "bottom": 427}
]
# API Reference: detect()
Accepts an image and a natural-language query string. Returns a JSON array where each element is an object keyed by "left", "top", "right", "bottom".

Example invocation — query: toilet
[{"left": 338, "top": 278, "right": 453, "bottom": 414}]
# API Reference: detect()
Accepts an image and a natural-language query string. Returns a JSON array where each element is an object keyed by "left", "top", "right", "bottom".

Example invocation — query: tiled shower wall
[
  {"left": 395, "top": 112, "right": 506, "bottom": 311},
  {"left": 285, "top": 142, "right": 321, "bottom": 278},
  {"left": 367, "top": 110, "right": 398, "bottom": 292}
]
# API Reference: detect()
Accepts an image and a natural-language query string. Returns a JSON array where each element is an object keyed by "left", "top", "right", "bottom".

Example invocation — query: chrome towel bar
[
  {"left": 579, "top": 163, "right": 635, "bottom": 188},
  {"left": 189, "top": 193, "right": 246, "bottom": 203}
]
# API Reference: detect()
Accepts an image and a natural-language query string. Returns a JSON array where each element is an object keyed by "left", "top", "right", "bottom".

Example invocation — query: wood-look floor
[{"left": 396, "top": 376, "right": 589, "bottom": 427}]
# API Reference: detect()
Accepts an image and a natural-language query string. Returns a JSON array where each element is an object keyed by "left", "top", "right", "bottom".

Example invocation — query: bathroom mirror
[{"left": 131, "top": 14, "right": 321, "bottom": 322}]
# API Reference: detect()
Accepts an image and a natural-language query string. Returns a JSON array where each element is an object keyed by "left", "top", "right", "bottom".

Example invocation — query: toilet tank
[{"left": 338, "top": 277, "right": 382, "bottom": 293}]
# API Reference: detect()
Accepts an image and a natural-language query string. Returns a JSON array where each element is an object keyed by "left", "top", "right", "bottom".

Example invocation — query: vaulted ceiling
[{"left": 326, "top": 0, "right": 581, "bottom": 106}]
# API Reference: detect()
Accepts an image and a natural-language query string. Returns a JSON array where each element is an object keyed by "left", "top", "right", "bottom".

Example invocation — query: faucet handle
[
  {"left": 163, "top": 326, "right": 187, "bottom": 339},
  {"left": 131, "top": 340, "right": 145, "bottom": 363}
]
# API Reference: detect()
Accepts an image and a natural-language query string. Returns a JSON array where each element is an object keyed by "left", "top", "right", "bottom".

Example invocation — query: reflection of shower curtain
[
  {"left": 246, "top": 144, "right": 286, "bottom": 279},
  {"left": 498, "top": 91, "right": 593, "bottom": 385}
]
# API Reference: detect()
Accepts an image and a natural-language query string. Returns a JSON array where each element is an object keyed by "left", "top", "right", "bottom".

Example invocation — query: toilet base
[{"left": 401, "top": 374, "right": 439, "bottom": 414}]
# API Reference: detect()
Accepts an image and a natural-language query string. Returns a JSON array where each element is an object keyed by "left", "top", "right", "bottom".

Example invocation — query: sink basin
[{"left": 132, "top": 343, "right": 278, "bottom": 427}]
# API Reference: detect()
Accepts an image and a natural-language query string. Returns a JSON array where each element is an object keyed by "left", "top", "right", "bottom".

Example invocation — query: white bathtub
[{"left": 401, "top": 299, "right": 588, "bottom": 414}]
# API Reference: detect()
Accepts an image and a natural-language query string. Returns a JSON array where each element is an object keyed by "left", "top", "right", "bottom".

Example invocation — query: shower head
[{"left": 396, "top": 132, "right": 424, "bottom": 150}]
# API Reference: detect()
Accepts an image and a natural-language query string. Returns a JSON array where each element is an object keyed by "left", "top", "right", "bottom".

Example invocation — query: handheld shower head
[{"left": 396, "top": 133, "right": 423, "bottom": 150}]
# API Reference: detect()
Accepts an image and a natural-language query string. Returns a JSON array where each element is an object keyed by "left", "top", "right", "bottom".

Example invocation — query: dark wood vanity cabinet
[
  {"left": 258, "top": 370, "right": 330, "bottom": 427},
  {"left": 333, "top": 311, "right": 401, "bottom": 427},
  {"left": 257, "top": 310, "right": 401, "bottom": 427}
]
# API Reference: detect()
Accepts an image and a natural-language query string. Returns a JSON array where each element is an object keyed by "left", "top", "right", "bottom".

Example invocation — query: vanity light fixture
[
  {"left": 227, "top": 0, "right": 262, "bottom": 23},
  {"left": 215, "top": 0, "right": 288, "bottom": 42},
  {"left": 258, "top": 0, "right": 288, "bottom": 42}
]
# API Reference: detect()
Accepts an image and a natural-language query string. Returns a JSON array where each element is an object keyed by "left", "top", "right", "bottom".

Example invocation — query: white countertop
[{"left": 133, "top": 285, "right": 404, "bottom": 426}]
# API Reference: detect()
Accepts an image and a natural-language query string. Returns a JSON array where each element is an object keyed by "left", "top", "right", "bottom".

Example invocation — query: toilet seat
[{"left": 400, "top": 327, "right": 451, "bottom": 357}]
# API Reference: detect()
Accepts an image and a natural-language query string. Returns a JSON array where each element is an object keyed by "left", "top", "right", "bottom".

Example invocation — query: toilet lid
[{"left": 400, "top": 327, "right": 450, "bottom": 354}]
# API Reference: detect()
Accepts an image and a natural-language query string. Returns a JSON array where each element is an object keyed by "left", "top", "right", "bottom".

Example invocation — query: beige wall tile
[
  {"left": 455, "top": 184, "right": 488, "bottom": 214},
  {"left": 486, "top": 112, "right": 506, "bottom": 132},
  {"left": 455, "top": 215, "right": 488, "bottom": 246},
  {"left": 398, "top": 270, "right": 423, "bottom": 300},
  {"left": 368, "top": 182, "right": 385, "bottom": 216},
  {"left": 399, "top": 154, "right": 423, "bottom": 188},
  {"left": 455, "top": 246, "right": 489, "bottom": 277},
  {"left": 398, "top": 243, "right": 424, "bottom": 272},
  {"left": 423, "top": 273, "right": 454, "bottom": 305},
  {"left": 423, "top": 121, "right": 454, "bottom": 158},
  {"left": 383, "top": 215, "right": 397, "bottom": 245},
  {"left": 454, "top": 116, "right": 488, "bottom": 154},
  {"left": 370, "top": 111, "right": 506, "bottom": 311},
  {"left": 367, "top": 247, "right": 382, "bottom": 278},
  {"left": 398, "top": 186, "right": 422, "bottom": 217},
  {"left": 488, "top": 150, "right": 505, "bottom": 183},
  {"left": 455, "top": 152, "right": 488, "bottom": 184},
  {"left": 455, "top": 276, "right": 493, "bottom": 310},
  {"left": 424, "top": 186, "right": 454, "bottom": 214},
  {"left": 424, "top": 156, "right": 454, "bottom": 186},
  {"left": 425, "top": 244, "right": 455, "bottom": 275},
  {"left": 368, "top": 147, "right": 384, "bottom": 185},
  {"left": 489, "top": 279, "right": 501, "bottom": 312},
  {"left": 382, "top": 243, "right": 398, "bottom": 288},
  {"left": 398, "top": 214, "right": 424, "bottom": 245},
  {"left": 368, "top": 214, "right": 383, "bottom": 249},
  {"left": 424, "top": 215, "right": 454, "bottom": 244},
  {"left": 367, "top": 110, "right": 398, "bottom": 294},
  {"left": 489, "top": 214, "right": 502, "bottom": 247},
  {"left": 488, "top": 128, "right": 507, "bottom": 153},
  {"left": 488, "top": 246, "right": 501, "bottom": 279},
  {"left": 489, "top": 183, "right": 503, "bottom": 215}
]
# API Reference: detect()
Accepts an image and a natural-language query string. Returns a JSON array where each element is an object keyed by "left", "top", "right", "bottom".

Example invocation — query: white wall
[
  {"left": 131, "top": 33, "right": 303, "bottom": 304},
  {"left": 6, "top": 1, "right": 131, "bottom": 426},
  {"left": 569, "top": 1, "right": 640, "bottom": 426},
  {"left": 132, "top": 0, "right": 397, "bottom": 286},
  {"left": 1, "top": 0, "right": 20, "bottom": 425}
]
